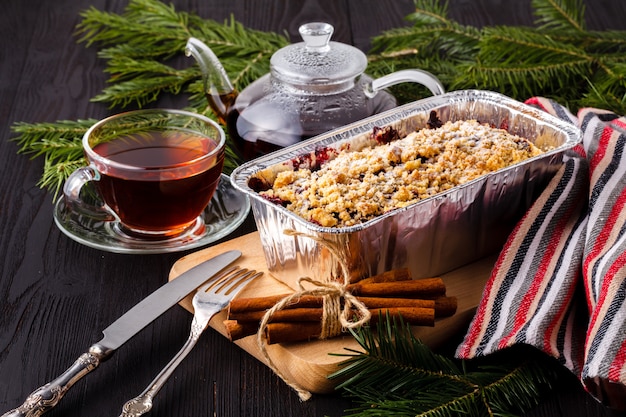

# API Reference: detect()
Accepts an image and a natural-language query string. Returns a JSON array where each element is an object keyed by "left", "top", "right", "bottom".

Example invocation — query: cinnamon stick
[
  {"left": 347, "top": 278, "right": 446, "bottom": 298},
  {"left": 266, "top": 322, "right": 322, "bottom": 345},
  {"left": 434, "top": 296, "right": 458, "bottom": 318},
  {"left": 224, "top": 270, "right": 456, "bottom": 344},
  {"left": 359, "top": 297, "right": 434, "bottom": 309},
  {"left": 263, "top": 306, "right": 436, "bottom": 345},
  {"left": 228, "top": 277, "right": 448, "bottom": 316},
  {"left": 230, "top": 307, "right": 323, "bottom": 323},
  {"left": 229, "top": 295, "right": 438, "bottom": 315},
  {"left": 226, "top": 302, "right": 448, "bottom": 343},
  {"left": 223, "top": 319, "right": 258, "bottom": 341},
  {"left": 362, "top": 296, "right": 456, "bottom": 318},
  {"left": 357, "top": 267, "right": 412, "bottom": 284},
  {"left": 231, "top": 301, "right": 446, "bottom": 322},
  {"left": 369, "top": 307, "right": 435, "bottom": 326},
  {"left": 229, "top": 294, "right": 322, "bottom": 314},
  {"left": 228, "top": 297, "right": 457, "bottom": 321}
]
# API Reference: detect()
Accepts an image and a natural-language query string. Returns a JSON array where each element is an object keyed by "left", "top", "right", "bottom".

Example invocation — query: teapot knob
[{"left": 299, "top": 22, "right": 333, "bottom": 53}]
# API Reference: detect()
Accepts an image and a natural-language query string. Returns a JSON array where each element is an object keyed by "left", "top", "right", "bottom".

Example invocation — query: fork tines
[{"left": 202, "top": 266, "right": 262, "bottom": 295}]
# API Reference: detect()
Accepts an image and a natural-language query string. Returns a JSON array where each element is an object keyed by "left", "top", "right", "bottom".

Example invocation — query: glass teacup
[{"left": 63, "top": 109, "right": 226, "bottom": 239}]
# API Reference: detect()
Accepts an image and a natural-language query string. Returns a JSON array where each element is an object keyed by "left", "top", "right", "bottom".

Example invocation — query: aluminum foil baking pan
[{"left": 231, "top": 90, "right": 581, "bottom": 290}]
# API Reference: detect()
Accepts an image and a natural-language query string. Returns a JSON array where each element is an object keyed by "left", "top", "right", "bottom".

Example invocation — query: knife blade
[{"left": 2, "top": 249, "right": 241, "bottom": 417}]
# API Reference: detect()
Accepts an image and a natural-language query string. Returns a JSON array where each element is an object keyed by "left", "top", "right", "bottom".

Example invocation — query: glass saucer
[{"left": 53, "top": 174, "right": 250, "bottom": 254}]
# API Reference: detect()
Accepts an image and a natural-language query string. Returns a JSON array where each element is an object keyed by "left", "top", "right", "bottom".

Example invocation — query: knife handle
[{"left": 1, "top": 344, "right": 111, "bottom": 417}]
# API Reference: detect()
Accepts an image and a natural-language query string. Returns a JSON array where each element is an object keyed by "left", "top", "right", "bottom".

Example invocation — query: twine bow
[{"left": 256, "top": 229, "right": 371, "bottom": 401}]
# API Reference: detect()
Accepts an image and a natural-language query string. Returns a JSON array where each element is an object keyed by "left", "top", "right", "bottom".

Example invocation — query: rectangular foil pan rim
[{"left": 230, "top": 89, "right": 582, "bottom": 233}]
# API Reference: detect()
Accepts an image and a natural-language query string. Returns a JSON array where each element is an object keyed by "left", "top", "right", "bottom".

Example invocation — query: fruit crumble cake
[{"left": 258, "top": 118, "right": 543, "bottom": 227}]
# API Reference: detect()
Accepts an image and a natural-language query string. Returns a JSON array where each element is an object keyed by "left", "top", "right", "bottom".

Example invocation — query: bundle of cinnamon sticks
[{"left": 224, "top": 268, "right": 457, "bottom": 345}]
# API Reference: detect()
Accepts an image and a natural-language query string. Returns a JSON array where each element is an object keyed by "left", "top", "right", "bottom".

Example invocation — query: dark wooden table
[{"left": 2, "top": 1, "right": 626, "bottom": 416}]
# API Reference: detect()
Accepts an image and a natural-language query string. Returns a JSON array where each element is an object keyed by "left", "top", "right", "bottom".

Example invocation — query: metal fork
[{"left": 118, "top": 266, "right": 262, "bottom": 417}]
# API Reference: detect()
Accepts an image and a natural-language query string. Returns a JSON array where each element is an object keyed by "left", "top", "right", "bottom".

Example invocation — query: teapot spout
[{"left": 185, "top": 37, "right": 237, "bottom": 122}]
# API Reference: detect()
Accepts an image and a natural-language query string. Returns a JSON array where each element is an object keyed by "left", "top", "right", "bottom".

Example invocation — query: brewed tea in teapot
[{"left": 186, "top": 22, "right": 444, "bottom": 160}]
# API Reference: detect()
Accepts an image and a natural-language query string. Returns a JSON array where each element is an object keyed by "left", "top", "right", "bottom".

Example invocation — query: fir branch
[
  {"left": 12, "top": 119, "right": 94, "bottom": 152},
  {"left": 582, "top": 30, "right": 626, "bottom": 55},
  {"left": 92, "top": 60, "right": 198, "bottom": 108},
  {"left": 330, "top": 316, "right": 562, "bottom": 417},
  {"left": 12, "top": 0, "right": 626, "bottom": 196},
  {"left": 76, "top": 0, "right": 193, "bottom": 48},
  {"left": 583, "top": 60, "right": 626, "bottom": 113},
  {"left": 12, "top": 119, "right": 95, "bottom": 197},
  {"left": 370, "top": 0, "right": 481, "bottom": 60},
  {"left": 76, "top": 0, "right": 288, "bottom": 108},
  {"left": 532, "top": 0, "right": 586, "bottom": 33},
  {"left": 476, "top": 26, "right": 590, "bottom": 66},
  {"left": 407, "top": 0, "right": 449, "bottom": 26},
  {"left": 367, "top": 0, "right": 479, "bottom": 103},
  {"left": 368, "top": 0, "right": 626, "bottom": 114},
  {"left": 455, "top": 26, "right": 594, "bottom": 97}
]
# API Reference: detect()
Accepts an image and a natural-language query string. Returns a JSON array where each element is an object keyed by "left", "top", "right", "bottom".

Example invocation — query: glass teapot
[{"left": 185, "top": 22, "right": 445, "bottom": 160}]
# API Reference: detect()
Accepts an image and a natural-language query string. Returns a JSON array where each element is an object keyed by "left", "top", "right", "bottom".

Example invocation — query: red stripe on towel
[
  {"left": 588, "top": 125, "right": 613, "bottom": 176},
  {"left": 587, "top": 249, "right": 626, "bottom": 345},
  {"left": 583, "top": 185, "right": 626, "bottom": 310},
  {"left": 456, "top": 240, "right": 512, "bottom": 357},
  {"left": 497, "top": 196, "right": 576, "bottom": 349},
  {"left": 610, "top": 339, "right": 626, "bottom": 381},
  {"left": 524, "top": 97, "right": 544, "bottom": 110},
  {"left": 456, "top": 203, "right": 537, "bottom": 357},
  {"left": 543, "top": 274, "right": 579, "bottom": 354},
  {"left": 613, "top": 118, "right": 626, "bottom": 130},
  {"left": 572, "top": 143, "right": 586, "bottom": 159}
]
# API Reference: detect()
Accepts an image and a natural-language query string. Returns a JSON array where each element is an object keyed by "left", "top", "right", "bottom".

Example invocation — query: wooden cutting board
[{"left": 169, "top": 231, "right": 495, "bottom": 395}]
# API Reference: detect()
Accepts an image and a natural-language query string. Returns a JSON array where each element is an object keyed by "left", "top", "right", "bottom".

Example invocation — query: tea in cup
[{"left": 63, "top": 109, "right": 226, "bottom": 239}]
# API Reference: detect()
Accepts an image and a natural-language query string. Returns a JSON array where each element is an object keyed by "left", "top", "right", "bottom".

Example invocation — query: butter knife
[{"left": 1, "top": 250, "right": 241, "bottom": 417}]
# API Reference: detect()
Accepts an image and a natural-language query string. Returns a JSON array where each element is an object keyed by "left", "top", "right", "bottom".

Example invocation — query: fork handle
[
  {"left": 2, "top": 344, "right": 111, "bottom": 417},
  {"left": 118, "top": 319, "right": 208, "bottom": 417}
]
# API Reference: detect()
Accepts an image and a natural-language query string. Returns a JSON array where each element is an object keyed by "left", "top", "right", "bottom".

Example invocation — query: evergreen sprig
[
  {"left": 366, "top": 0, "right": 626, "bottom": 112},
  {"left": 533, "top": 0, "right": 586, "bottom": 32},
  {"left": 13, "top": 0, "right": 626, "bottom": 196},
  {"left": 12, "top": 119, "right": 96, "bottom": 196},
  {"left": 330, "top": 316, "right": 563, "bottom": 417},
  {"left": 75, "top": 0, "right": 289, "bottom": 109},
  {"left": 12, "top": 0, "right": 289, "bottom": 196}
]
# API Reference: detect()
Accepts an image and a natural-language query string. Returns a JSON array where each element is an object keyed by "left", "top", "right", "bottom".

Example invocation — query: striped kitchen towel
[{"left": 456, "top": 97, "right": 626, "bottom": 410}]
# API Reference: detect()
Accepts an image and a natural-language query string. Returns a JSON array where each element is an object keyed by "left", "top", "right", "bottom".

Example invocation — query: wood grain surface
[
  {"left": 169, "top": 231, "right": 495, "bottom": 394},
  {"left": 2, "top": 1, "right": 626, "bottom": 416}
]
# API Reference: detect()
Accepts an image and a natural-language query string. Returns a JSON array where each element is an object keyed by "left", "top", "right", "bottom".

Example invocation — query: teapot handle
[{"left": 365, "top": 69, "right": 445, "bottom": 98}]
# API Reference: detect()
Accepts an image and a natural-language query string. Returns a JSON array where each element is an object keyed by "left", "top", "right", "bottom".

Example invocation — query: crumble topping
[{"left": 259, "top": 119, "right": 543, "bottom": 227}]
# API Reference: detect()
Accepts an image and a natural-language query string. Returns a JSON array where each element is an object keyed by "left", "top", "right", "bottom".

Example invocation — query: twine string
[{"left": 255, "top": 229, "right": 371, "bottom": 401}]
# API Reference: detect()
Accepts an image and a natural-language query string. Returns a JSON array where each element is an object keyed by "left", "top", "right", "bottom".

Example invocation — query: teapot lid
[{"left": 270, "top": 23, "right": 367, "bottom": 92}]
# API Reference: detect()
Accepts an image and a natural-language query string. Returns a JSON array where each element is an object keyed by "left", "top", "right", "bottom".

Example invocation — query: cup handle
[{"left": 63, "top": 166, "right": 116, "bottom": 221}]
